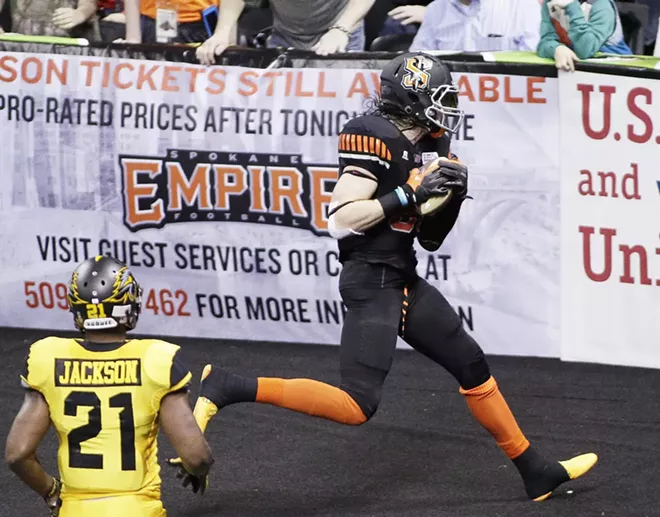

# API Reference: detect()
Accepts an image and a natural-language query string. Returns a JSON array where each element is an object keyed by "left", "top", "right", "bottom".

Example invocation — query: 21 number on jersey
[{"left": 65, "top": 392, "right": 136, "bottom": 471}]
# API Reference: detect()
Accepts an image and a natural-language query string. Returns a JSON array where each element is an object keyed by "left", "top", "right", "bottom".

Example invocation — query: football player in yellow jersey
[{"left": 5, "top": 255, "right": 214, "bottom": 516}]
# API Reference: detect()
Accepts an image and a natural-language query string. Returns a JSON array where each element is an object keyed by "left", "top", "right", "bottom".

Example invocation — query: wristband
[
  {"left": 328, "top": 25, "right": 351, "bottom": 37},
  {"left": 45, "top": 478, "right": 60, "bottom": 500},
  {"left": 378, "top": 186, "right": 408, "bottom": 217}
]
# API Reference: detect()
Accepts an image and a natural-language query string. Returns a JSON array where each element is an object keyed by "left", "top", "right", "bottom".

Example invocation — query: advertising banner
[
  {"left": 559, "top": 70, "right": 660, "bottom": 368},
  {"left": 0, "top": 53, "right": 560, "bottom": 357}
]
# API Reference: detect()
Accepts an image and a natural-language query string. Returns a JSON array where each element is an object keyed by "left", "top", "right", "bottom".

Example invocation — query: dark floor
[{"left": 1, "top": 327, "right": 659, "bottom": 517}]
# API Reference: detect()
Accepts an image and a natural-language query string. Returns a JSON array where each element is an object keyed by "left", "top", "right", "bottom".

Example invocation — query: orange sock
[
  {"left": 460, "top": 376, "right": 530, "bottom": 459},
  {"left": 256, "top": 378, "right": 367, "bottom": 425}
]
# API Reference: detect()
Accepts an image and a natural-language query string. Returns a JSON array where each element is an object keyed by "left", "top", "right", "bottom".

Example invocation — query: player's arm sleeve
[
  {"left": 145, "top": 342, "right": 193, "bottom": 408},
  {"left": 19, "top": 341, "right": 48, "bottom": 394},
  {"left": 337, "top": 120, "right": 392, "bottom": 182},
  {"left": 169, "top": 349, "right": 192, "bottom": 394}
]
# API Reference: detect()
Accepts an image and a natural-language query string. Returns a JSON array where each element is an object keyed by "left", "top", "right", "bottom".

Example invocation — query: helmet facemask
[{"left": 424, "top": 84, "right": 464, "bottom": 134}]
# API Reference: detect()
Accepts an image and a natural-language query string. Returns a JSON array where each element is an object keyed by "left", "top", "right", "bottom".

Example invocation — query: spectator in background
[
  {"left": 122, "top": 0, "right": 215, "bottom": 43},
  {"left": 0, "top": 0, "right": 9, "bottom": 33},
  {"left": 410, "top": 0, "right": 541, "bottom": 52},
  {"left": 636, "top": 0, "right": 658, "bottom": 55},
  {"left": 364, "top": 0, "right": 431, "bottom": 45},
  {"left": 196, "top": 0, "right": 375, "bottom": 65},
  {"left": 1, "top": 0, "right": 98, "bottom": 38},
  {"left": 537, "top": 0, "right": 631, "bottom": 72}
]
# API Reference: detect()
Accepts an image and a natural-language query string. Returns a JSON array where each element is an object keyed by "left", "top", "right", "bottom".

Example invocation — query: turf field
[{"left": 1, "top": 327, "right": 658, "bottom": 517}]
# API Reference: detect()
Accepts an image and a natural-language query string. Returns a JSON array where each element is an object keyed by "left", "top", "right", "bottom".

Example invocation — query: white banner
[
  {"left": 0, "top": 53, "right": 560, "bottom": 357},
  {"left": 559, "top": 71, "right": 660, "bottom": 368}
]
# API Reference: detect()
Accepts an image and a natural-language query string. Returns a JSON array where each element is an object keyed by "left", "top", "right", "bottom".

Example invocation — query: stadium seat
[
  {"left": 617, "top": 1, "right": 649, "bottom": 55},
  {"left": 369, "top": 33, "right": 415, "bottom": 52}
]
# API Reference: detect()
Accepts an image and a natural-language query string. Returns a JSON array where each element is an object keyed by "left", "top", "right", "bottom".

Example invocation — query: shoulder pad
[{"left": 341, "top": 115, "right": 401, "bottom": 139}]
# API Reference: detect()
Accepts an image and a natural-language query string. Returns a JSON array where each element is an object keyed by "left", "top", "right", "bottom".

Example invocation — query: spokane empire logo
[{"left": 119, "top": 150, "right": 338, "bottom": 235}]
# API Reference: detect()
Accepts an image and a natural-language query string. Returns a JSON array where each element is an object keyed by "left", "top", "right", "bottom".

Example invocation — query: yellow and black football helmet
[{"left": 67, "top": 256, "right": 142, "bottom": 331}]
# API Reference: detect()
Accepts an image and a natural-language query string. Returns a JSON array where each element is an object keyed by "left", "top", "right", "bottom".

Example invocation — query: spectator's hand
[
  {"left": 102, "top": 12, "right": 126, "bottom": 24},
  {"left": 388, "top": 5, "right": 427, "bottom": 25},
  {"left": 52, "top": 7, "right": 86, "bottom": 30},
  {"left": 196, "top": 34, "right": 231, "bottom": 66},
  {"left": 312, "top": 27, "right": 350, "bottom": 55},
  {"left": 554, "top": 45, "right": 578, "bottom": 72},
  {"left": 548, "top": 0, "right": 575, "bottom": 9}
]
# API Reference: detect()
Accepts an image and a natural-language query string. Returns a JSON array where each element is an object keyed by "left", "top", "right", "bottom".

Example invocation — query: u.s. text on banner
[{"left": 560, "top": 70, "right": 660, "bottom": 368}]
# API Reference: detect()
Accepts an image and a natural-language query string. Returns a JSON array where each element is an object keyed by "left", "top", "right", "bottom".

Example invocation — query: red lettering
[
  {"left": 578, "top": 84, "right": 615, "bottom": 140},
  {"left": 619, "top": 244, "right": 652, "bottom": 285},
  {"left": 479, "top": 76, "right": 499, "bottom": 102},
  {"left": 626, "top": 87, "right": 653, "bottom": 144},
  {"left": 622, "top": 163, "right": 641, "bottom": 200},
  {"left": 580, "top": 225, "right": 615, "bottom": 282}
]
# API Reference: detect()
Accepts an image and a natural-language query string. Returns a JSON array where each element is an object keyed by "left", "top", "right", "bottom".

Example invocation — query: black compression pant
[{"left": 338, "top": 260, "right": 490, "bottom": 419}]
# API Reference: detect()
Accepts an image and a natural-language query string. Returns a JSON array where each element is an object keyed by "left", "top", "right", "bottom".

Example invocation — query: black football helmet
[
  {"left": 67, "top": 256, "right": 142, "bottom": 332},
  {"left": 380, "top": 52, "right": 464, "bottom": 134}
]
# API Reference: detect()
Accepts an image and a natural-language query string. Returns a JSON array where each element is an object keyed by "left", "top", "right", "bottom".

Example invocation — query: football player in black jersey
[{"left": 177, "top": 52, "right": 597, "bottom": 502}]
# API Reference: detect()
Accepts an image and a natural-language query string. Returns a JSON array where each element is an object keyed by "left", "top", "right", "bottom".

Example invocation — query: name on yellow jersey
[{"left": 55, "top": 359, "right": 142, "bottom": 387}]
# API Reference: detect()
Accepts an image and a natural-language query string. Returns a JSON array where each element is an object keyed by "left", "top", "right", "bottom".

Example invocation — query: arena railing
[{"left": 1, "top": 33, "right": 659, "bottom": 78}]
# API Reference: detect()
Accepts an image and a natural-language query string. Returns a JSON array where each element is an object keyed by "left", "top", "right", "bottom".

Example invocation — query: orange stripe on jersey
[
  {"left": 350, "top": 134, "right": 357, "bottom": 152},
  {"left": 341, "top": 134, "right": 347, "bottom": 151},
  {"left": 368, "top": 137, "right": 375, "bottom": 154},
  {"left": 362, "top": 135, "right": 369, "bottom": 154},
  {"left": 356, "top": 135, "right": 363, "bottom": 153},
  {"left": 375, "top": 138, "right": 381, "bottom": 157}
]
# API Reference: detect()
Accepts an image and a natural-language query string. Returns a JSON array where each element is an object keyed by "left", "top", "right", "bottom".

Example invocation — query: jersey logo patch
[
  {"left": 402, "top": 150, "right": 409, "bottom": 160},
  {"left": 422, "top": 152, "right": 439, "bottom": 164},
  {"left": 402, "top": 56, "right": 433, "bottom": 92}
]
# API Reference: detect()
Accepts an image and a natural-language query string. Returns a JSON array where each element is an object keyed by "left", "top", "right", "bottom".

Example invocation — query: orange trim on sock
[
  {"left": 461, "top": 376, "right": 530, "bottom": 459},
  {"left": 256, "top": 377, "right": 367, "bottom": 425}
]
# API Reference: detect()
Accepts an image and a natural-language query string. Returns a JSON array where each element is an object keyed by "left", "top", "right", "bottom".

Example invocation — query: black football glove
[
  {"left": 403, "top": 159, "right": 455, "bottom": 204},
  {"left": 167, "top": 458, "right": 209, "bottom": 495},
  {"left": 436, "top": 159, "right": 468, "bottom": 199}
]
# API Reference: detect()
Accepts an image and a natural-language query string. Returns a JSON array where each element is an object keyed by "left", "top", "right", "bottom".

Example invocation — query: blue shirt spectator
[
  {"left": 410, "top": 0, "right": 541, "bottom": 52},
  {"left": 537, "top": 0, "right": 631, "bottom": 62}
]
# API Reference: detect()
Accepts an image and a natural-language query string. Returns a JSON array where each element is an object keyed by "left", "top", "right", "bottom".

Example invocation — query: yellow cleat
[{"left": 560, "top": 452, "right": 599, "bottom": 480}]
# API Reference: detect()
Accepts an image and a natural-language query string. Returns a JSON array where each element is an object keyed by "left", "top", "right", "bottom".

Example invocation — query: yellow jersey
[{"left": 20, "top": 337, "right": 192, "bottom": 503}]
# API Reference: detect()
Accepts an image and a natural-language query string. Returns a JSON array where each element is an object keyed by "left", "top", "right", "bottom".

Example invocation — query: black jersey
[{"left": 336, "top": 115, "right": 451, "bottom": 273}]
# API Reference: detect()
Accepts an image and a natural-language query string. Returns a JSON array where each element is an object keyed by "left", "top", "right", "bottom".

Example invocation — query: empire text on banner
[{"left": 0, "top": 53, "right": 559, "bottom": 357}]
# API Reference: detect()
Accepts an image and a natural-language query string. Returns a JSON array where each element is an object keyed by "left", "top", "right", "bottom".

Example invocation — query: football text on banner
[
  {"left": 559, "top": 71, "right": 660, "bottom": 368},
  {"left": 0, "top": 53, "right": 559, "bottom": 357}
]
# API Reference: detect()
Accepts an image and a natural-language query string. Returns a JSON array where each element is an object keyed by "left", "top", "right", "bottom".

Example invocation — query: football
[
  {"left": 417, "top": 187, "right": 454, "bottom": 216},
  {"left": 416, "top": 156, "right": 456, "bottom": 216}
]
